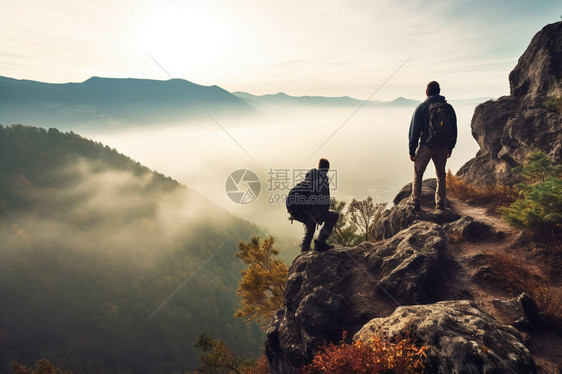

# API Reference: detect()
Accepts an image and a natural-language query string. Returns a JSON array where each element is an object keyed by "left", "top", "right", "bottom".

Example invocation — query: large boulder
[
  {"left": 372, "top": 180, "right": 461, "bottom": 241},
  {"left": 393, "top": 178, "right": 439, "bottom": 206},
  {"left": 365, "top": 222, "right": 448, "bottom": 305},
  {"left": 492, "top": 293, "right": 547, "bottom": 329},
  {"left": 354, "top": 300, "right": 536, "bottom": 374},
  {"left": 372, "top": 205, "right": 461, "bottom": 241},
  {"left": 457, "top": 22, "right": 562, "bottom": 186},
  {"left": 265, "top": 222, "right": 449, "bottom": 374},
  {"left": 444, "top": 215, "right": 499, "bottom": 242}
]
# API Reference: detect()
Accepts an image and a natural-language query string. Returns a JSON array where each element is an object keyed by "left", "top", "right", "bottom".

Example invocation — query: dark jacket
[
  {"left": 304, "top": 168, "right": 331, "bottom": 222},
  {"left": 408, "top": 94, "right": 457, "bottom": 156}
]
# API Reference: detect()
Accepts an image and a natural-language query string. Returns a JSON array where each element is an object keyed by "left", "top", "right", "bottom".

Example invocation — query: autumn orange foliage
[
  {"left": 10, "top": 359, "right": 73, "bottom": 374},
  {"left": 301, "top": 333, "right": 429, "bottom": 374},
  {"left": 243, "top": 354, "right": 271, "bottom": 374}
]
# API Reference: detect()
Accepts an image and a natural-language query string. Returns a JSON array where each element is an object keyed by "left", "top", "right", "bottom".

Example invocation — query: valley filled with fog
[
  {"left": 77, "top": 100, "right": 482, "bottom": 238},
  {"left": 0, "top": 94, "right": 486, "bottom": 372}
]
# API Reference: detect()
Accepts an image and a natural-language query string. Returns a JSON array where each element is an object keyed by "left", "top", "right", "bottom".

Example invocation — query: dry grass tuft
[
  {"left": 447, "top": 170, "right": 517, "bottom": 209},
  {"left": 483, "top": 253, "right": 562, "bottom": 326},
  {"left": 485, "top": 253, "right": 541, "bottom": 294}
]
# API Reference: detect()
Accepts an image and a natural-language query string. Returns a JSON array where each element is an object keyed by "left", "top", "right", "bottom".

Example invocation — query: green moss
[
  {"left": 543, "top": 94, "right": 562, "bottom": 112},
  {"left": 543, "top": 82, "right": 562, "bottom": 113}
]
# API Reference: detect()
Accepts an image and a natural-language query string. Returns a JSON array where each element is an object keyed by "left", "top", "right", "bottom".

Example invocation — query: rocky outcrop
[
  {"left": 509, "top": 22, "right": 562, "bottom": 98},
  {"left": 372, "top": 205, "right": 460, "bottom": 241},
  {"left": 265, "top": 222, "right": 449, "bottom": 373},
  {"left": 457, "top": 21, "right": 562, "bottom": 186},
  {"left": 266, "top": 177, "right": 541, "bottom": 372},
  {"left": 354, "top": 300, "right": 536, "bottom": 374},
  {"left": 393, "top": 178, "right": 440, "bottom": 206},
  {"left": 265, "top": 47, "right": 562, "bottom": 368},
  {"left": 372, "top": 179, "right": 461, "bottom": 240}
]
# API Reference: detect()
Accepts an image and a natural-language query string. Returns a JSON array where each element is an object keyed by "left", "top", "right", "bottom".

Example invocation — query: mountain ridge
[
  {"left": 233, "top": 90, "right": 419, "bottom": 107},
  {"left": 0, "top": 75, "right": 490, "bottom": 132},
  {"left": 0, "top": 75, "right": 254, "bottom": 129}
]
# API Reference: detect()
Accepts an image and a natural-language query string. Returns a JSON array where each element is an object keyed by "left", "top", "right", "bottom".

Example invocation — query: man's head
[
  {"left": 318, "top": 158, "right": 330, "bottom": 171},
  {"left": 426, "top": 81, "right": 440, "bottom": 97}
]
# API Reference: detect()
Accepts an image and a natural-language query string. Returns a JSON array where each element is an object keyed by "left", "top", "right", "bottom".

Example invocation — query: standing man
[
  {"left": 289, "top": 158, "right": 339, "bottom": 252},
  {"left": 409, "top": 81, "right": 457, "bottom": 210}
]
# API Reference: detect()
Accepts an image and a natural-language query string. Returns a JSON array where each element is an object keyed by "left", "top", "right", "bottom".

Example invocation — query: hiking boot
[{"left": 314, "top": 240, "right": 334, "bottom": 252}]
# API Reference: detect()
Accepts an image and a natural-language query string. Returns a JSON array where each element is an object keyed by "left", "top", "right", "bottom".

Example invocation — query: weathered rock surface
[
  {"left": 393, "top": 178, "right": 440, "bottom": 206},
  {"left": 372, "top": 180, "right": 461, "bottom": 241},
  {"left": 354, "top": 300, "right": 536, "bottom": 374},
  {"left": 492, "top": 293, "right": 546, "bottom": 329},
  {"left": 265, "top": 222, "right": 449, "bottom": 373},
  {"left": 509, "top": 22, "right": 562, "bottom": 99},
  {"left": 444, "top": 215, "right": 499, "bottom": 242},
  {"left": 457, "top": 22, "right": 562, "bottom": 186},
  {"left": 372, "top": 205, "right": 460, "bottom": 241}
]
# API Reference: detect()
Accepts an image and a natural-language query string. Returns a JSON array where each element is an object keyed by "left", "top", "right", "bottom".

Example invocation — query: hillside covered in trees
[{"left": 0, "top": 124, "right": 265, "bottom": 373}]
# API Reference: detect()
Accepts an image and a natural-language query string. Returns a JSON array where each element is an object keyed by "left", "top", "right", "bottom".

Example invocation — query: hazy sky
[{"left": 1, "top": 0, "right": 560, "bottom": 100}]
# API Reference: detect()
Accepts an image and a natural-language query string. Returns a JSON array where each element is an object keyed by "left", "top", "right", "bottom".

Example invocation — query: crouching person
[{"left": 287, "top": 158, "right": 339, "bottom": 252}]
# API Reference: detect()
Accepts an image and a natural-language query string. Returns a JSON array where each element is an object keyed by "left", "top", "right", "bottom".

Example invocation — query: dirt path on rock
[{"left": 443, "top": 196, "right": 562, "bottom": 373}]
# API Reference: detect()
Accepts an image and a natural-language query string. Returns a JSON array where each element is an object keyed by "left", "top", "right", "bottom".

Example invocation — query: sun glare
[{"left": 139, "top": 2, "right": 228, "bottom": 74}]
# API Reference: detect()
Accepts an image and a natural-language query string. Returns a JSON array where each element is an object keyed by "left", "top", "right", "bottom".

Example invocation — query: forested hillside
[{"left": 0, "top": 125, "right": 264, "bottom": 373}]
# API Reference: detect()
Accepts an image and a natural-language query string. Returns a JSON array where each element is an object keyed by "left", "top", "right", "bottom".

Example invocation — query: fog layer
[{"left": 79, "top": 101, "right": 481, "bottom": 236}]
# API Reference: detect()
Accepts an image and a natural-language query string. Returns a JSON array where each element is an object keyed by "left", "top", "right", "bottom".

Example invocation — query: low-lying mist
[
  {"left": 0, "top": 100, "right": 483, "bottom": 372},
  {"left": 2, "top": 158, "right": 235, "bottom": 256},
  {"left": 78, "top": 101, "right": 481, "bottom": 237},
  {"left": 0, "top": 150, "right": 265, "bottom": 372}
]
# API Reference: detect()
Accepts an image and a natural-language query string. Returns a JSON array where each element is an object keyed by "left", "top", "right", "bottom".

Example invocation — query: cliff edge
[
  {"left": 457, "top": 21, "right": 562, "bottom": 186},
  {"left": 265, "top": 22, "right": 562, "bottom": 373},
  {"left": 266, "top": 180, "right": 560, "bottom": 373}
]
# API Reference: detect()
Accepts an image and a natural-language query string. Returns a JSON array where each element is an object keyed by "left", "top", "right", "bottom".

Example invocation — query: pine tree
[
  {"left": 194, "top": 334, "right": 243, "bottom": 374},
  {"left": 327, "top": 199, "right": 361, "bottom": 247},
  {"left": 511, "top": 151, "right": 561, "bottom": 184},
  {"left": 501, "top": 152, "right": 562, "bottom": 240}
]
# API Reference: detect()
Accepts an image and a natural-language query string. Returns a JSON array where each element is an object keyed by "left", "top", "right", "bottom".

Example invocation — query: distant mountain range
[
  {"left": 0, "top": 76, "right": 489, "bottom": 130},
  {"left": 233, "top": 91, "right": 419, "bottom": 107},
  {"left": 0, "top": 76, "right": 252, "bottom": 129}
]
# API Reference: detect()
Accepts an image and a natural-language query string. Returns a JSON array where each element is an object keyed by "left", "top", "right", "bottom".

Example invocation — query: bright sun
[{"left": 139, "top": 2, "right": 228, "bottom": 74}]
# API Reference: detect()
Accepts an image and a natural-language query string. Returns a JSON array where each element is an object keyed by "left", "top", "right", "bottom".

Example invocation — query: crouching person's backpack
[{"left": 286, "top": 180, "right": 311, "bottom": 223}]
